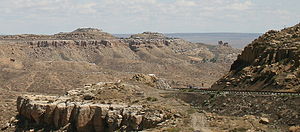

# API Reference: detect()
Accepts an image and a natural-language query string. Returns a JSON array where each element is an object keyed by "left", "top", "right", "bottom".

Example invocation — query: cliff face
[
  {"left": 15, "top": 75, "right": 176, "bottom": 131},
  {"left": 212, "top": 23, "right": 300, "bottom": 92}
]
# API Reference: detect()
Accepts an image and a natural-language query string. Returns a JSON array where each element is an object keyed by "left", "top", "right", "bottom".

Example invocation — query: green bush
[{"left": 146, "top": 97, "right": 158, "bottom": 102}]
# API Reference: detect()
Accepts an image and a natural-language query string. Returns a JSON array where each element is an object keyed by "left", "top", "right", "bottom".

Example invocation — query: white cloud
[
  {"left": 227, "top": 1, "right": 253, "bottom": 11},
  {"left": 1, "top": 0, "right": 98, "bottom": 15},
  {"left": 76, "top": 2, "right": 98, "bottom": 14},
  {"left": 175, "top": 0, "right": 197, "bottom": 7},
  {"left": 0, "top": 0, "right": 254, "bottom": 17}
]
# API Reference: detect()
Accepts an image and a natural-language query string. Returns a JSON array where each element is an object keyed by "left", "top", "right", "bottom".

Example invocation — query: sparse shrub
[
  {"left": 229, "top": 127, "right": 248, "bottom": 132},
  {"left": 146, "top": 97, "right": 158, "bottom": 102},
  {"left": 187, "top": 108, "right": 196, "bottom": 114},
  {"left": 202, "top": 58, "right": 208, "bottom": 63},
  {"left": 166, "top": 127, "right": 181, "bottom": 132},
  {"left": 202, "top": 100, "right": 210, "bottom": 106},
  {"left": 210, "top": 57, "right": 217, "bottom": 63},
  {"left": 132, "top": 100, "right": 139, "bottom": 103}
]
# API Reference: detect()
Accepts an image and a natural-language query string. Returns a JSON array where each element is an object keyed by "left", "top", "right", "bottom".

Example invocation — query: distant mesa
[
  {"left": 0, "top": 28, "right": 116, "bottom": 40},
  {"left": 72, "top": 28, "right": 103, "bottom": 33},
  {"left": 130, "top": 32, "right": 168, "bottom": 39},
  {"left": 54, "top": 28, "right": 116, "bottom": 40},
  {"left": 56, "top": 28, "right": 104, "bottom": 34}
]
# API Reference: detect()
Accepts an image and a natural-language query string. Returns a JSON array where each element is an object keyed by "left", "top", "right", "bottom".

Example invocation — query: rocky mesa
[{"left": 0, "top": 28, "right": 240, "bottom": 94}]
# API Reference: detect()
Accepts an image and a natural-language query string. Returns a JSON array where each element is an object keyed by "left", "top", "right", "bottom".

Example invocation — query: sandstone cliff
[
  {"left": 15, "top": 75, "right": 177, "bottom": 131},
  {"left": 16, "top": 95, "right": 171, "bottom": 131},
  {"left": 212, "top": 23, "right": 300, "bottom": 92}
]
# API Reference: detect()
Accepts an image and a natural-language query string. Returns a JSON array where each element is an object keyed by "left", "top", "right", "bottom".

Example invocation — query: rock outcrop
[
  {"left": 16, "top": 78, "right": 175, "bottom": 131},
  {"left": 212, "top": 23, "right": 300, "bottom": 92},
  {"left": 131, "top": 74, "right": 171, "bottom": 90},
  {"left": 54, "top": 28, "right": 116, "bottom": 40},
  {"left": 121, "top": 32, "right": 175, "bottom": 52},
  {"left": 123, "top": 39, "right": 173, "bottom": 51},
  {"left": 17, "top": 95, "right": 170, "bottom": 131},
  {"left": 130, "top": 32, "right": 167, "bottom": 39}
]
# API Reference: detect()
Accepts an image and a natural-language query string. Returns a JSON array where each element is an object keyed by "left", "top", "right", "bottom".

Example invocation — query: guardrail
[{"left": 173, "top": 87, "right": 300, "bottom": 96}]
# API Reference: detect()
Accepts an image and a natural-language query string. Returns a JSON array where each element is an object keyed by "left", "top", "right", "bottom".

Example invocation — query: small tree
[
  {"left": 218, "top": 41, "right": 223, "bottom": 45},
  {"left": 224, "top": 42, "right": 229, "bottom": 46}
]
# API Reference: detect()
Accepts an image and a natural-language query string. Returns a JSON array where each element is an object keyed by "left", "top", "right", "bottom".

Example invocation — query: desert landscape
[
  {"left": 0, "top": 23, "right": 299, "bottom": 132},
  {"left": 0, "top": 0, "right": 300, "bottom": 131}
]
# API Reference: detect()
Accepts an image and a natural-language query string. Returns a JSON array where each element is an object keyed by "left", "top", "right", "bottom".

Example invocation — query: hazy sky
[{"left": 0, "top": 0, "right": 299, "bottom": 34}]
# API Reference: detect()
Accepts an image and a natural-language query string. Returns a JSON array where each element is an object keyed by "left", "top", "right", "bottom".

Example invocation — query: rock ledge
[{"left": 17, "top": 94, "right": 171, "bottom": 131}]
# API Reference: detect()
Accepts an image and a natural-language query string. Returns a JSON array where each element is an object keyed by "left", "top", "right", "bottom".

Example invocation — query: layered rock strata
[
  {"left": 26, "top": 40, "right": 116, "bottom": 48},
  {"left": 17, "top": 94, "right": 170, "bottom": 131}
]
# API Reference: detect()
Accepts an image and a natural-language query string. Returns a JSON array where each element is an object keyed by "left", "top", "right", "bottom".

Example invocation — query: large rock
[
  {"left": 289, "top": 126, "right": 300, "bottom": 132},
  {"left": 16, "top": 94, "right": 171, "bottom": 131},
  {"left": 131, "top": 74, "right": 171, "bottom": 89}
]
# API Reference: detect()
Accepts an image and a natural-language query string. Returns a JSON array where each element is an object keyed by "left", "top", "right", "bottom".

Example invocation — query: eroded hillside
[
  {"left": 212, "top": 23, "right": 300, "bottom": 92},
  {"left": 0, "top": 29, "right": 240, "bottom": 94},
  {"left": 0, "top": 29, "right": 242, "bottom": 131}
]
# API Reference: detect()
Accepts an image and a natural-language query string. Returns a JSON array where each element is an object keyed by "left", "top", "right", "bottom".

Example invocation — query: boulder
[
  {"left": 289, "top": 126, "right": 300, "bottom": 132},
  {"left": 131, "top": 74, "right": 171, "bottom": 89},
  {"left": 259, "top": 117, "right": 270, "bottom": 124}
]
